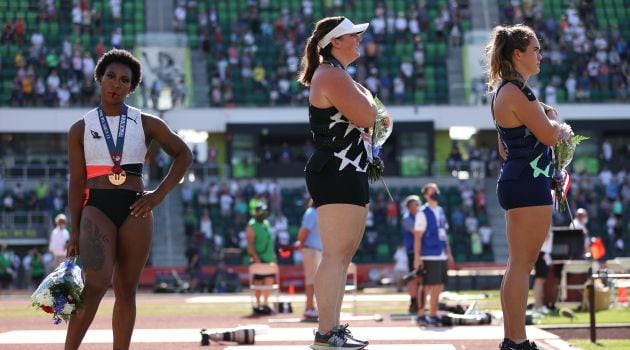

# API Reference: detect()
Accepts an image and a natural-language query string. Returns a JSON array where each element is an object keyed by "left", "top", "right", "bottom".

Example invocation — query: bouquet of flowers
[
  {"left": 31, "top": 258, "right": 84, "bottom": 324},
  {"left": 366, "top": 96, "right": 394, "bottom": 200},
  {"left": 552, "top": 122, "right": 589, "bottom": 212}
]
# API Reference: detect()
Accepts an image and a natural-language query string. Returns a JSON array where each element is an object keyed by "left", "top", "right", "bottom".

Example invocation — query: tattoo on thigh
[{"left": 81, "top": 216, "right": 110, "bottom": 271}]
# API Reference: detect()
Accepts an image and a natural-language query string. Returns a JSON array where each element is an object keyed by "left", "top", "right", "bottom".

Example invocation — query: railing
[
  {"left": 0, "top": 211, "right": 53, "bottom": 245},
  {"left": 0, "top": 160, "right": 499, "bottom": 182}
]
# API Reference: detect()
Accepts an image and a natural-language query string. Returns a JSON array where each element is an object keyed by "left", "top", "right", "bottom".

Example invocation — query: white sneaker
[
  {"left": 533, "top": 306, "right": 550, "bottom": 315},
  {"left": 304, "top": 308, "right": 319, "bottom": 319}
]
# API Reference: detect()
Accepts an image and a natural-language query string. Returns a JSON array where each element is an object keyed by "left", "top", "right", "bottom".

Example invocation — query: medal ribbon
[{"left": 97, "top": 104, "right": 128, "bottom": 174}]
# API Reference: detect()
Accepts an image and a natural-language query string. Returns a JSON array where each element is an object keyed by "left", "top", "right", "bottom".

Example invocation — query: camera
[
  {"left": 402, "top": 268, "right": 427, "bottom": 283},
  {"left": 201, "top": 328, "right": 255, "bottom": 346}
]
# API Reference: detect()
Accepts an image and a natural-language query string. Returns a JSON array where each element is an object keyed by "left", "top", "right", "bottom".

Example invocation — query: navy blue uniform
[{"left": 492, "top": 80, "right": 553, "bottom": 210}]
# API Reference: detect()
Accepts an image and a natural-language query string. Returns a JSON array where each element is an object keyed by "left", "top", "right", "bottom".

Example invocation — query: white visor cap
[{"left": 317, "top": 18, "right": 369, "bottom": 49}]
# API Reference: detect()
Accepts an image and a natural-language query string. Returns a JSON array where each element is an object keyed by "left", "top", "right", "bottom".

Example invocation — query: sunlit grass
[{"left": 569, "top": 339, "right": 630, "bottom": 349}]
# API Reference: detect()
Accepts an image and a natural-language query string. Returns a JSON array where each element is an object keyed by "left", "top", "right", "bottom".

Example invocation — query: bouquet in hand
[
  {"left": 367, "top": 96, "right": 393, "bottom": 183},
  {"left": 31, "top": 258, "right": 84, "bottom": 324},
  {"left": 552, "top": 122, "right": 589, "bottom": 212}
]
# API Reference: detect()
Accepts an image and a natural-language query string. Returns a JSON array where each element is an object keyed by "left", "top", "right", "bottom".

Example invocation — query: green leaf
[{"left": 570, "top": 135, "right": 589, "bottom": 145}]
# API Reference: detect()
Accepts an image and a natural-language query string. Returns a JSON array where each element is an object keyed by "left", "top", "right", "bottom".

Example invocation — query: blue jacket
[{"left": 420, "top": 204, "right": 447, "bottom": 257}]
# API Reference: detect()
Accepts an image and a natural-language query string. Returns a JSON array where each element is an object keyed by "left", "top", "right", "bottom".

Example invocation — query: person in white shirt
[
  {"left": 413, "top": 183, "right": 454, "bottom": 325},
  {"left": 48, "top": 213, "right": 70, "bottom": 267},
  {"left": 532, "top": 228, "right": 553, "bottom": 314},
  {"left": 571, "top": 208, "right": 590, "bottom": 254}
]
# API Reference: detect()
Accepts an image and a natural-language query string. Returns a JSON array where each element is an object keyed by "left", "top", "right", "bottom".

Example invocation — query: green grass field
[
  {"left": 538, "top": 307, "right": 630, "bottom": 325},
  {"left": 454, "top": 290, "right": 630, "bottom": 326},
  {"left": 569, "top": 339, "right": 630, "bottom": 349}
]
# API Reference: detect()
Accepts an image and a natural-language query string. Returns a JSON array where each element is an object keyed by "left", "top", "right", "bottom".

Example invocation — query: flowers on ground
[{"left": 31, "top": 258, "right": 84, "bottom": 325}]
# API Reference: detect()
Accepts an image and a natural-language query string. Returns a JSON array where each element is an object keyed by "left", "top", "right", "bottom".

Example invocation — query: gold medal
[{"left": 108, "top": 170, "right": 126, "bottom": 185}]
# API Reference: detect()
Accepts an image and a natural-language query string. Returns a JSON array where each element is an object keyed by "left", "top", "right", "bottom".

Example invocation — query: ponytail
[
  {"left": 297, "top": 16, "right": 344, "bottom": 87},
  {"left": 485, "top": 24, "right": 536, "bottom": 91},
  {"left": 297, "top": 36, "right": 322, "bottom": 87}
]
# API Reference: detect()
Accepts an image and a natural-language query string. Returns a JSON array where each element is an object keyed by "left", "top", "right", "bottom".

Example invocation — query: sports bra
[{"left": 82, "top": 105, "right": 146, "bottom": 179}]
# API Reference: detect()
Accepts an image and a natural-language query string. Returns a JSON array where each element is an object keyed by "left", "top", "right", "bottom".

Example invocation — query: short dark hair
[{"left": 94, "top": 49, "right": 142, "bottom": 93}]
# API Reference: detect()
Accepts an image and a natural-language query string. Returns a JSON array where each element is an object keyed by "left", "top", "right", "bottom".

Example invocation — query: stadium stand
[
  {"left": 0, "top": 0, "right": 144, "bottom": 107},
  {"left": 498, "top": 0, "right": 630, "bottom": 103},
  {"left": 182, "top": 0, "right": 471, "bottom": 106}
]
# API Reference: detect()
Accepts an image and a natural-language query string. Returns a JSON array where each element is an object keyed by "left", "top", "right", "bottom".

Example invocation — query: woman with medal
[
  {"left": 297, "top": 16, "right": 376, "bottom": 350},
  {"left": 65, "top": 48, "right": 192, "bottom": 349},
  {"left": 485, "top": 25, "right": 564, "bottom": 350}
]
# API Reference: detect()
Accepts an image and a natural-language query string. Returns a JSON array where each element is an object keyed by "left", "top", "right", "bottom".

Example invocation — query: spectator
[
  {"left": 48, "top": 213, "right": 70, "bottom": 267},
  {"left": 479, "top": 224, "right": 493, "bottom": 255},
  {"left": 199, "top": 209, "right": 213, "bottom": 242},
  {"left": 111, "top": 27, "right": 122, "bottom": 49},
  {"left": 565, "top": 72, "right": 577, "bottom": 102},
  {"left": 30, "top": 249, "right": 45, "bottom": 288},
  {"left": 185, "top": 244, "right": 202, "bottom": 292},
  {"left": 13, "top": 16, "right": 24, "bottom": 44},
  {"left": 110, "top": 0, "right": 121, "bottom": 22},
  {"left": 0, "top": 245, "right": 14, "bottom": 292},
  {"left": 294, "top": 199, "right": 322, "bottom": 319},
  {"left": 246, "top": 202, "right": 276, "bottom": 314},
  {"left": 183, "top": 206, "right": 198, "bottom": 243},
  {"left": 401, "top": 194, "right": 421, "bottom": 313},
  {"left": 413, "top": 183, "right": 453, "bottom": 326},
  {"left": 173, "top": 1, "right": 186, "bottom": 32},
  {"left": 532, "top": 229, "right": 553, "bottom": 314}
]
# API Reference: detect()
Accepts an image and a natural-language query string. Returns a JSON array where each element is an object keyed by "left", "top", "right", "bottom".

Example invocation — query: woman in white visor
[{"left": 298, "top": 16, "right": 376, "bottom": 350}]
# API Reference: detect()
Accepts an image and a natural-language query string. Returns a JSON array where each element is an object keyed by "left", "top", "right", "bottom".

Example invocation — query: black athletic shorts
[
  {"left": 305, "top": 152, "right": 369, "bottom": 208},
  {"left": 534, "top": 252, "right": 550, "bottom": 278},
  {"left": 422, "top": 260, "right": 448, "bottom": 285}
]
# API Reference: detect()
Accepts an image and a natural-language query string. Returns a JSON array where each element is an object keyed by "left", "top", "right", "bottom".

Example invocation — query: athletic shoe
[
  {"left": 333, "top": 324, "right": 368, "bottom": 345},
  {"left": 499, "top": 339, "right": 540, "bottom": 350},
  {"left": 416, "top": 315, "right": 440, "bottom": 326},
  {"left": 532, "top": 305, "right": 550, "bottom": 315},
  {"left": 304, "top": 308, "right": 319, "bottom": 319},
  {"left": 309, "top": 324, "right": 367, "bottom": 349}
]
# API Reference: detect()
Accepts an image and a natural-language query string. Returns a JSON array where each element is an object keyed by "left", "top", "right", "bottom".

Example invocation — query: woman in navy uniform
[
  {"left": 485, "top": 24, "right": 568, "bottom": 350},
  {"left": 297, "top": 16, "right": 377, "bottom": 350}
]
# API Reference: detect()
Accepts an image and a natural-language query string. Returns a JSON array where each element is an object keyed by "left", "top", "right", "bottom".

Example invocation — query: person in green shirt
[
  {"left": 0, "top": 245, "right": 14, "bottom": 291},
  {"left": 30, "top": 249, "right": 45, "bottom": 288},
  {"left": 246, "top": 203, "right": 277, "bottom": 313}
]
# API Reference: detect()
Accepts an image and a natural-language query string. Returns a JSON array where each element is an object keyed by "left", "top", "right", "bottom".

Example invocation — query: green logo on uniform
[{"left": 529, "top": 153, "right": 551, "bottom": 178}]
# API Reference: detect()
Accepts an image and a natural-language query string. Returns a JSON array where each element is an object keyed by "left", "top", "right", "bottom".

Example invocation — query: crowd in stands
[
  {"left": 499, "top": 0, "right": 630, "bottom": 103},
  {"left": 3, "top": 0, "right": 629, "bottom": 107},
  {"left": 181, "top": 0, "right": 471, "bottom": 106},
  {"left": 1, "top": 180, "right": 67, "bottom": 216},
  {"left": 563, "top": 168, "right": 630, "bottom": 255},
  {"left": 0, "top": 0, "right": 141, "bottom": 107},
  {"left": 0, "top": 244, "right": 51, "bottom": 292},
  {"left": 179, "top": 176, "right": 495, "bottom": 270}
]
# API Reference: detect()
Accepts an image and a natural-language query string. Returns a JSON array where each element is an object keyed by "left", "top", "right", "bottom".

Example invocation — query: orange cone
[
  {"left": 617, "top": 287, "right": 627, "bottom": 304},
  {"left": 288, "top": 282, "right": 295, "bottom": 295}
]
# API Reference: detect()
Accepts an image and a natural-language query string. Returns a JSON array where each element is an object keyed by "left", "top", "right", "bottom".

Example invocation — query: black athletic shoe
[
  {"left": 333, "top": 324, "right": 368, "bottom": 345},
  {"left": 310, "top": 324, "right": 367, "bottom": 350},
  {"left": 500, "top": 339, "right": 539, "bottom": 350}
]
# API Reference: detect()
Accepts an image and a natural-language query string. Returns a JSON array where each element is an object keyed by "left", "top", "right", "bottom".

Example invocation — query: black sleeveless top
[{"left": 305, "top": 104, "right": 370, "bottom": 173}]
